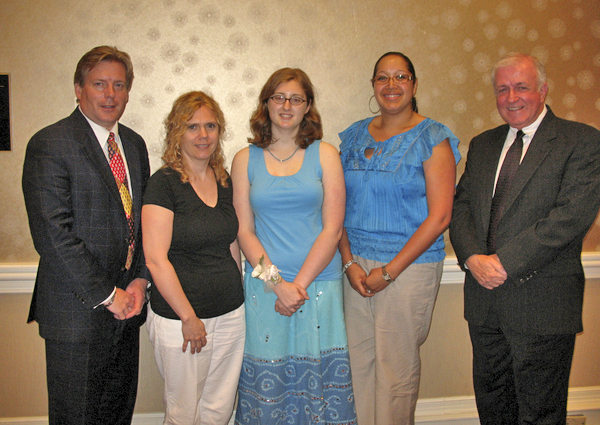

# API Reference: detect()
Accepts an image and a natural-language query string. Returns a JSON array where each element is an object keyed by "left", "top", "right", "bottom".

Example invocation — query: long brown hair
[
  {"left": 249, "top": 68, "right": 322, "bottom": 149},
  {"left": 161, "top": 91, "right": 229, "bottom": 187}
]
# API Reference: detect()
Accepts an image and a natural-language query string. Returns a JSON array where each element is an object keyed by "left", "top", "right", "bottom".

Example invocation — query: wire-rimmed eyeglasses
[
  {"left": 269, "top": 95, "right": 307, "bottom": 106},
  {"left": 371, "top": 74, "right": 415, "bottom": 85}
]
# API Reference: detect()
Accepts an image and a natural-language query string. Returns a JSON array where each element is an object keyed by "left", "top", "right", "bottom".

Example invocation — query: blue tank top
[{"left": 245, "top": 141, "right": 342, "bottom": 281}]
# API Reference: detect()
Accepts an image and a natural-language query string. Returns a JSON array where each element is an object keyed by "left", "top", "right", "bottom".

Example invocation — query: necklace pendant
[{"left": 266, "top": 145, "right": 300, "bottom": 162}]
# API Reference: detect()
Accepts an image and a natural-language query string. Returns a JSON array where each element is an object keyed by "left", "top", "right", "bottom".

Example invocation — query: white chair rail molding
[{"left": 1, "top": 256, "right": 599, "bottom": 424}]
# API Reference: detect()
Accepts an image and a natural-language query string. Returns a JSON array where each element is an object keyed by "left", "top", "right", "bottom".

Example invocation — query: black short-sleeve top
[{"left": 143, "top": 167, "right": 244, "bottom": 319}]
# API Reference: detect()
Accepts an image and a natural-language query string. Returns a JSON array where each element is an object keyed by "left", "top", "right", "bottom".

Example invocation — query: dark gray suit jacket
[
  {"left": 450, "top": 107, "right": 600, "bottom": 335},
  {"left": 23, "top": 108, "right": 151, "bottom": 342}
]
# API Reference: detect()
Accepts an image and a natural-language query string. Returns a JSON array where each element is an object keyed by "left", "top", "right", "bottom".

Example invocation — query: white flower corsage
[{"left": 252, "top": 255, "right": 282, "bottom": 292}]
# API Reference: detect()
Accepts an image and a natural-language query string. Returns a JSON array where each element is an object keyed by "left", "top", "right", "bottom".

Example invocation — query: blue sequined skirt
[{"left": 235, "top": 274, "right": 356, "bottom": 424}]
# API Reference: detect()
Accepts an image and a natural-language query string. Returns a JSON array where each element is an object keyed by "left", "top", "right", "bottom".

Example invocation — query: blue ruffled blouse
[{"left": 339, "top": 117, "right": 461, "bottom": 264}]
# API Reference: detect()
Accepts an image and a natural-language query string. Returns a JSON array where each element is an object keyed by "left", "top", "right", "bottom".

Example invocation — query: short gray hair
[{"left": 491, "top": 53, "right": 546, "bottom": 89}]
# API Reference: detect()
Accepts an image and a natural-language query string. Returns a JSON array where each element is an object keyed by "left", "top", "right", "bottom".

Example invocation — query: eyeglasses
[
  {"left": 371, "top": 74, "right": 415, "bottom": 85},
  {"left": 269, "top": 94, "right": 307, "bottom": 106}
]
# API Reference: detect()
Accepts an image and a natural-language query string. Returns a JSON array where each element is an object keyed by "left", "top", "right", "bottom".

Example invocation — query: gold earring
[{"left": 369, "top": 95, "right": 380, "bottom": 114}]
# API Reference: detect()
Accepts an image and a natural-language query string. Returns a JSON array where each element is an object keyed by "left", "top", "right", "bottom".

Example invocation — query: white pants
[
  {"left": 147, "top": 304, "right": 246, "bottom": 425},
  {"left": 343, "top": 257, "right": 442, "bottom": 425}
]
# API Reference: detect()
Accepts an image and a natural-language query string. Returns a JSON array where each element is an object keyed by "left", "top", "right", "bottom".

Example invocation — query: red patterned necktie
[
  {"left": 107, "top": 132, "right": 135, "bottom": 269},
  {"left": 487, "top": 130, "right": 524, "bottom": 253}
]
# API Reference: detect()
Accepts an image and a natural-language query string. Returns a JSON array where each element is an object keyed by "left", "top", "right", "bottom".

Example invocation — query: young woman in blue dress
[{"left": 232, "top": 68, "right": 356, "bottom": 424}]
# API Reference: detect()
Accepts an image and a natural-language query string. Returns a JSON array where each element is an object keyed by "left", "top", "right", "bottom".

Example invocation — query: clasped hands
[
  {"left": 346, "top": 263, "right": 391, "bottom": 298},
  {"left": 273, "top": 279, "right": 309, "bottom": 317},
  {"left": 465, "top": 254, "right": 508, "bottom": 290},
  {"left": 107, "top": 277, "right": 147, "bottom": 320}
]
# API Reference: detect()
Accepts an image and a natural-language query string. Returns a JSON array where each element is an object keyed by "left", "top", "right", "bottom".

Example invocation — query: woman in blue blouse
[{"left": 339, "top": 52, "right": 460, "bottom": 425}]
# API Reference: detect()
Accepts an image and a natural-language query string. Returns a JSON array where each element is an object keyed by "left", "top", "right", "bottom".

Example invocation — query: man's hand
[
  {"left": 465, "top": 254, "right": 508, "bottom": 290},
  {"left": 107, "top": 288, "right": 135, "bottom": 320}
]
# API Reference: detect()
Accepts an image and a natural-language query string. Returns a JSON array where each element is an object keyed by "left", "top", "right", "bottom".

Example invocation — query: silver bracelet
[{"left": 342, "top": 259, "right": 357, "bottom": 273}]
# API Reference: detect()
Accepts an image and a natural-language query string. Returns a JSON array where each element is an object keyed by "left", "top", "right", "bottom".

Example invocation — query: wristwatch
[
  {"left": 104, "top": 290, "right": 117, "bottom": 308},
  {"left": 382, "top": 265, "right": 394, "bottom": 283}
]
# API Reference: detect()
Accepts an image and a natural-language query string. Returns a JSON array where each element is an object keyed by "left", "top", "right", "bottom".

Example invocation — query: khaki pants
[{"left": 343, "top": 257, "right": 442, "bottom": 425}]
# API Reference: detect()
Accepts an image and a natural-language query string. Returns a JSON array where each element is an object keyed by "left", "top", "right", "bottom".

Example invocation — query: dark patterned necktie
[
  {"left": 107, "top": 132, "right": 135, "bottom": 269},
  {"left": 487, "top": 130, "right": 524, "bottom": 253}
]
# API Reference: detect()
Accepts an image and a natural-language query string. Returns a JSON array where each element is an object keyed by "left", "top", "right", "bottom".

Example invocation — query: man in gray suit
[
  {"left": 450, "top": 53, "right": 600, "bottom": 424},
  {"left": 22, "top": 46, "right": 150, "bottom": 424}
]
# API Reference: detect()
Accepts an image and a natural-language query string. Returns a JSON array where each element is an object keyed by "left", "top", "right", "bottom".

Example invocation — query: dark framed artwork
[{"left": 0, "top": 74, "right": 10, "bottom": 151}]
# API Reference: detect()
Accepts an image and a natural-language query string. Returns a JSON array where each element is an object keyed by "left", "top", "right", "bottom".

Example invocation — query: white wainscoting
[
  {"left": 2, "top": 257, "right": 599, "bottom": 424},
  {"left": 0, "top": 386, "right": 598, "bottom": 424},
  {"left": 2, "top": 252, "right": 600, "bottom": 294}
]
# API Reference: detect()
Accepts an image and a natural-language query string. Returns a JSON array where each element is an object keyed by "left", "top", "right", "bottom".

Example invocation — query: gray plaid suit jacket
[{"left": 23, "top": 108, "right": 151, "bottom": 342}]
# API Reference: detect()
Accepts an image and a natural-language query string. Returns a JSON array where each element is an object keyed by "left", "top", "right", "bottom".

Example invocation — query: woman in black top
[{"left": 142, "top": 91, "right": 245, "bottom": 425}]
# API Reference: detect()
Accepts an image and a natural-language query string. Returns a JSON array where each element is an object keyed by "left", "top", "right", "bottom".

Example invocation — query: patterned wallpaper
[{"left": 1, "top": 0, "right": 599, "bottom": 262}]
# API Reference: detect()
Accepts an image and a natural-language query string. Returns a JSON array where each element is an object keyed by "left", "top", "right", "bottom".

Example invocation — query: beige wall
[{"left": 1, "top": 0, "right": 599, "bottom": 418}]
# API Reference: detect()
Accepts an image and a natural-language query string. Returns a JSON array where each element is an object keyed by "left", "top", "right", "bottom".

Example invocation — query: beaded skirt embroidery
[{"left": 235, "top": 276, "right": 356, "bottom": 424}]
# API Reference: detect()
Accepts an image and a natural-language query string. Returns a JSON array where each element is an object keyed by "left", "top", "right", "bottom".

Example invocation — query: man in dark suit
[
  {"left": 450, "top": 53, "right": 600, "bottom": 424},
  {"left": 22, "top": 46, "right": 150, "bottom": 424}
]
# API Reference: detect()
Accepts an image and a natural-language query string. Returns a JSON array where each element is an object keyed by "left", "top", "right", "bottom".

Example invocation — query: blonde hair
[{"left": 161, "top": 91, "right": 229, "bottom": 187}]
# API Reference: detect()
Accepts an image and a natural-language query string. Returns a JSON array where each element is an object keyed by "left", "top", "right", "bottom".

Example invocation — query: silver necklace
[{"left": 266, "top": 145, "right": 300, "bottom": 162}]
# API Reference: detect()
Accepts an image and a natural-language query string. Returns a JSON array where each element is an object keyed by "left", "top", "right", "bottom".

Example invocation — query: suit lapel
[
  {"left": 70, "top": 110, "right": 123, "bottom": 204},
  {"left": 480, "top": 126, "right": 509, "bottom": 230},
  {"left": 501, "top": 110, "right": 556, "bottom": 217}
]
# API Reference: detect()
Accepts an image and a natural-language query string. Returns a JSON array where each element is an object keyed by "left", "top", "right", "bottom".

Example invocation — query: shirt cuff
[{"left": 94, "top": 287, "right": 117, "bottom": 309}]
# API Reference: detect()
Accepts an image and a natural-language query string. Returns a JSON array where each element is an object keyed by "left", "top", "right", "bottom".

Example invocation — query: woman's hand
[
  {"left": 363, "top": 267, "right": 392, "bottom": 295},
  {"left": 345, "top": 263, "right": 374, "bottom": 298},
  {"left": 272, "top": 280, "right": 309, "bottom": 316},
  {"left": 274, "top": 299, "right": 295, "bottom": 316},
  {"left": 181, "top": 316, "right": 207, "bottom": 354},
  {"left": 124, "top": 278, "right": 148, "bottom": 319}
]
